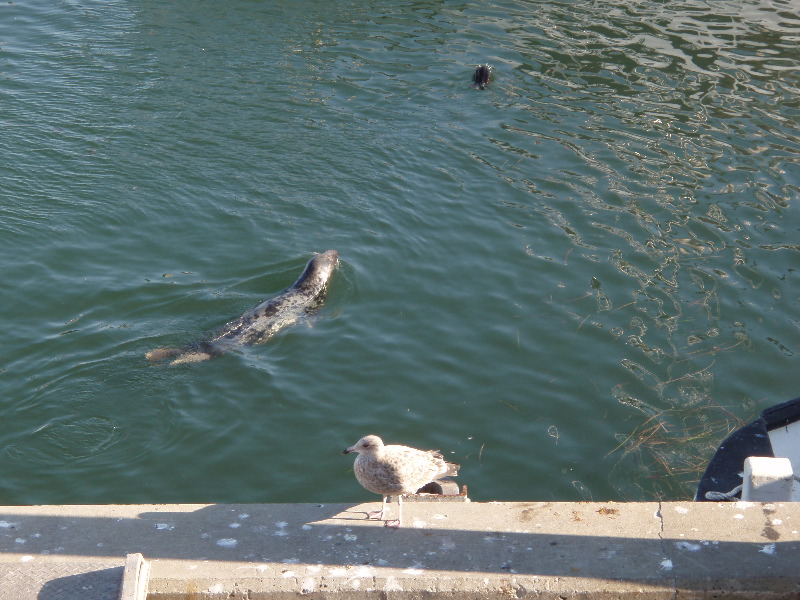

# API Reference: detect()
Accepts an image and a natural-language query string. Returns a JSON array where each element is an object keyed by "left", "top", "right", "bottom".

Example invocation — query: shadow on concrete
[
  {"left": 0, "top": 502, "right": 798, "bottom": 590},
  {"left": 37, "top": 566, "right": 122, "bottom": 600}
]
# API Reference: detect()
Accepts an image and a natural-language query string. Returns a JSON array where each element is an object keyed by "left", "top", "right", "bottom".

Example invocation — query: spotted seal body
[{"left": 146, "top": 250, "right": 339, "bottom": 365}]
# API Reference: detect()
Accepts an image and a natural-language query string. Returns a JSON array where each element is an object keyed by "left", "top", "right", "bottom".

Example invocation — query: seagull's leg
[
  {"left": 385, "top": 495, "right": 402, "bottom": 528},
  {"left": 366, "top": 495, "right": 388, "bottom": 520}
]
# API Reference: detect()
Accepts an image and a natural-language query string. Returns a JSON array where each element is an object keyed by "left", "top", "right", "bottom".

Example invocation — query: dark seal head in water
[
  {"left": 146, "top": 249, "right": 339, "bottom": 365},
  {"left": 472, "top": 64, "right": 492, "bottom": 90}
]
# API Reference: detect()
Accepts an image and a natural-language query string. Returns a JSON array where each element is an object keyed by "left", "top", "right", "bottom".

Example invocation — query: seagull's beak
[{"left": 343, "top": 447, "right": 353, "bottom": 455}]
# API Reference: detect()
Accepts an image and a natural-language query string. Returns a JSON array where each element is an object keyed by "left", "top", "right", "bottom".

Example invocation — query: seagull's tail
[{"left": 443, "top": 461, "right": 459, "bottom": 478}]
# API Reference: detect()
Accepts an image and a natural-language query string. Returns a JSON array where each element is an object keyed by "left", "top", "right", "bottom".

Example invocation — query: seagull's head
[{"left": 343, "top": 434, "right": 384, "bottom": 455}]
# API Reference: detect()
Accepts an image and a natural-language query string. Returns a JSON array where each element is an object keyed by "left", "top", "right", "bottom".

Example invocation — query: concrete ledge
[{"left": 1, "top": 501, "right": 799, "bottom": 599}]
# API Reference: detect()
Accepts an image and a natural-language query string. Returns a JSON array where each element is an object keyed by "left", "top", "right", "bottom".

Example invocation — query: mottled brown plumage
[{"left": 343, "top": 434, "right": 459, "bottom": 528}]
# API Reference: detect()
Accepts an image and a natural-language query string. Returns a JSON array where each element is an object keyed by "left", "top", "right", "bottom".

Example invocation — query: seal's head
[
  {"left": 292, "top": 249, "right": 339, "bottom": 297},
  {"left": 472, "top": 64, "right": 492, "bottom": 90},
  {"left": 311, "top": 249, "right": 339, "bottom": 278},
  {"left": 317, "top": 249, "right": 339, "bottom": 265}
]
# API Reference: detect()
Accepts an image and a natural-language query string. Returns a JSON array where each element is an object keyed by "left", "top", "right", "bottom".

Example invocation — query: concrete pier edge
[{"left": 1, "top": 500, "right": 799, "bottom": 599}]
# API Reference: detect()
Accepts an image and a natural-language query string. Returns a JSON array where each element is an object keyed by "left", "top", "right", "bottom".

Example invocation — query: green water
[{"left": 1, "top": 0, "right": 798, "bottom": 506}]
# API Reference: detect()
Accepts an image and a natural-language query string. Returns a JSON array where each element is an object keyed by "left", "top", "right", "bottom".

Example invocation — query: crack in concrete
[
  {"left": 655, "top": 501, "right": 678, "bottom": 599},
  {"left": 656, "top": 502, "right": 664, "bottom": 536}
]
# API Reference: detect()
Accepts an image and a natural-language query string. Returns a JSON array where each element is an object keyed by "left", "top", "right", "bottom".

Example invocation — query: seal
[
  {"left": 472, "top": 64, "right": 492, "bottom": 90},
  {"left": 146, "top": 249, "right": 339, "bottom": 365}
]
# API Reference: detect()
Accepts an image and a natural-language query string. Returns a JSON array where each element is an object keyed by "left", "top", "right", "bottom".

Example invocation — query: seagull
[{"left": 343, "top": 434, "right": 459, "bottom": 528}]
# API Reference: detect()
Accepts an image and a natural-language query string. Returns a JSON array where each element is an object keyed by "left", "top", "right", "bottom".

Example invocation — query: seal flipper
[
  {"left": 169, "top": 350, "right": 214, "bottom": 365},
  {"left": 145, "top": 347, "right": 183, "bottom": 362},
  {"left": 147, "top": 341, "right": 223, "bottom": 365}
]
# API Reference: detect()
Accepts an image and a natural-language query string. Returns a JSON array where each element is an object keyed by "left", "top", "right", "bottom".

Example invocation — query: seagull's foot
[
  {"left": 384, "top": 519, "right": 401, "bottom": 529},
  {"left": 366, "top": 510, "right": 384, "bottom": 520}
]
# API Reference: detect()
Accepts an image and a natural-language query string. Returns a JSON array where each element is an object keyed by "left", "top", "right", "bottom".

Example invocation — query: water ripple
[{"left": 1, "top": 0, "right": 797, "bottom": 504}]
